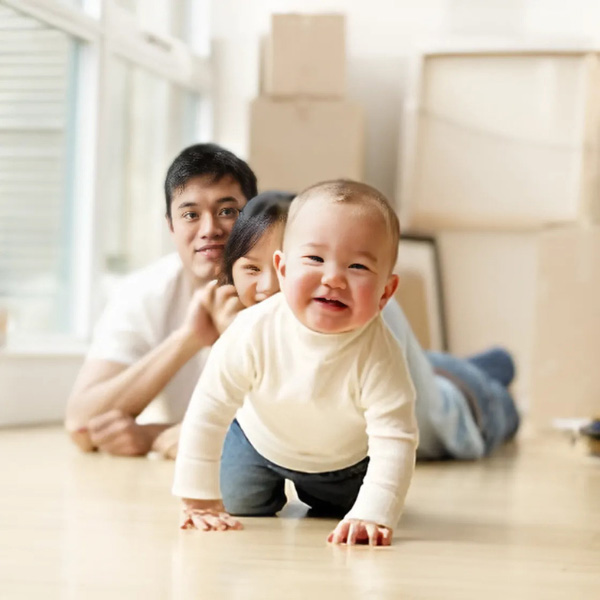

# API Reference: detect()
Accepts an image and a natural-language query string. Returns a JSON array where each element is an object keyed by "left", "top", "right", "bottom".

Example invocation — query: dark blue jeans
[{"left": 220, "top": 419, "right": 369, "bottom": 516}]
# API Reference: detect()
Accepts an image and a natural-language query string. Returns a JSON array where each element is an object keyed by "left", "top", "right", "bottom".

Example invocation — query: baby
[{"left": 173, "top": 180, "right": 418, "bottom": 546}]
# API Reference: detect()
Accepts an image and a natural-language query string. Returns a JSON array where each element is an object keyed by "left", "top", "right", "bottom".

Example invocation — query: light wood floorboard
[{"left": 0, "top": 427, "right": 598, "bottom": 599}]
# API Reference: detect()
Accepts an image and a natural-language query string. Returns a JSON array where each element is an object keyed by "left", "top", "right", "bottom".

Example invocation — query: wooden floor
[{"left": 0, "top": 426, "right": 598, "bottom": 599}]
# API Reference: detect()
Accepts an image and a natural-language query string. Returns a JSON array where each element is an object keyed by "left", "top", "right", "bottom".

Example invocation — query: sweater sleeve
[
  {"left": 344, "top": 332, "right": 419, "bottom": 529},
  {"left": 172, "top": 315, "right": 256, "bottom": 500}
]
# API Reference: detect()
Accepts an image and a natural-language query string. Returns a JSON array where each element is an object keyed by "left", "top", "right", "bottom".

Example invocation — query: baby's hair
[
  {"left": 287, "top": 179, "right": 400, "bottom": 268},
  {"left": 219, "top": 190, "right": 295, "bottom": 285}
]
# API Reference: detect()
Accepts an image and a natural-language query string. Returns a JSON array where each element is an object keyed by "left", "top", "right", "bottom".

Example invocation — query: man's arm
[
  {"left": 70, "top": 411, "right": 174, "bottom": 456},
  {"left": 65, "top": 327, "right": 204, "bottom": 431},
  {"left": 65, "top": 289, "right": 219, "bottom": 451}
]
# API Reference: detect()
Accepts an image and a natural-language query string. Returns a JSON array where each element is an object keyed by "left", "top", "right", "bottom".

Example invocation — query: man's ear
[
  {"left": 273, "top": 250, "right": 286, "bottom": 281},
  {"left": 379, "top": 273, "right": 399, "bottom": 310},
  {"left": 166, "top": 214, "right": 174, "bottom": 233}
]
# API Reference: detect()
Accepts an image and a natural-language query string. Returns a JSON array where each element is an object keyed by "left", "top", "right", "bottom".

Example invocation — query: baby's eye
[
  {"left": 218, "top": 207, "right": 239, "bottom": 218},
  {"left": 182, "top": 211, "right": 198, "bottom": 221},
  {"left": 349, "top": 263, "right": 369, "bottom": 270},
  {"left": 244, "top": 265, "right": 260, "bottom": 273},
  {"left": 306, "top": 255, "right": 324, "bottom": 263}
]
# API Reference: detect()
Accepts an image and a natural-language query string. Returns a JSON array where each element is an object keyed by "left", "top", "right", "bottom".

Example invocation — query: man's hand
[
  {"left": 86, "top": 409, "right": 159, "bottom": 456},
  {"left": 327, "top": 519, "right": 393, "bottom": 546},
  {"left": 151, "top": 423, "right": 180, "bottom": 460},
  {"left": 69, "top": 427, "right": 96, "bottom": 452},
  {"left": 201, "top": 280, "right": 245, "bottom": 334},
  {"left": 180, "top": 498, "right": 243, "bottom": 531}
]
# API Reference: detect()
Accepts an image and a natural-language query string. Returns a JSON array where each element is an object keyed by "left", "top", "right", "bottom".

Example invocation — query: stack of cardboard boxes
[
  {"left": 399, "top": 50, "right": 600, "bottom": 425},
  {"left": 249, "top": 14, "right": 364, "bottom": 193}
]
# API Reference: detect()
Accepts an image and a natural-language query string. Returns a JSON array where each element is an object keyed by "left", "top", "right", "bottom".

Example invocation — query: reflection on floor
[{"left": 0, "top": 426, "right": 598, "bottom": 599}]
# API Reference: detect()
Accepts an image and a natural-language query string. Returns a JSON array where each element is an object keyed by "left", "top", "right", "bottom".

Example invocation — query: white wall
[
  {"left": 0, "top": 352, "right": 84, "bottom": 426},
  {"left": 210, "top": 0, "right": 600, "bottom": 200}
]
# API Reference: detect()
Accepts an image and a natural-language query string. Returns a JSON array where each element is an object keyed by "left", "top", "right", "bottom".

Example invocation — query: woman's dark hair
[
  {"left": 164, "top": 143, "right": 258, "bottom": 220},
  {"left": 219, "top": 191, "right": 295, "bottom": 285}
]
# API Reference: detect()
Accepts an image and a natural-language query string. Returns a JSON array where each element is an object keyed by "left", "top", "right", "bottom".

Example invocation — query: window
[
  {"left": 113, "top": 0, "right": 210, "bottom": 52},
  {"left": 102, "top": 58, "right": 203, "bottom": 276},
  {"left": 0, "top": 0, "right": 211, "bottom": 345},
  {"left": 0, "top": 4, "right": 81, "bottom": 337}
]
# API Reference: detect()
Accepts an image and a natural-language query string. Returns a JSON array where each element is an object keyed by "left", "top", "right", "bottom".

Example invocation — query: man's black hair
[{"left": 164, "top": 143, "right": 258, "bottom": 220}]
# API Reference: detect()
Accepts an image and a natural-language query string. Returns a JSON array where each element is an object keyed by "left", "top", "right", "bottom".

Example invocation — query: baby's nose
[{"left": 321, "top": 266, "right": 346, "bottom": 289}]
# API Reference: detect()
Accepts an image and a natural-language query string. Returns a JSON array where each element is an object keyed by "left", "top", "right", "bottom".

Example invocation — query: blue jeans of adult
[
  {"left": 220, "top": 419, "right": 369, "bottom": 516},
  {"left": 426, "top": 347, "right": 520, "bottom": 456}
]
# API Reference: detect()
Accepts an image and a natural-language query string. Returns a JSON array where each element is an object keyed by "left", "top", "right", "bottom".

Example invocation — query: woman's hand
[
  {"left": 202, "top": 280, "right": 245, "bottom": 334},
  {"left": 180, "top": 280, "right": 243, "bottom": 350},
  {"left": 327, "top": 519, "right": 392, "bottom": 546},
  {"left": 180, "top": 498, "right": 243, "bottom": 531},
  {"left": 181, "top": 288, "right": 220, "bottom": 348}
]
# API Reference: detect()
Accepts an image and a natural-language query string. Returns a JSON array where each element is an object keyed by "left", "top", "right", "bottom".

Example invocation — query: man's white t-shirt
[{"left": 87, "top": 253, "right": 210, "bottom": 424}]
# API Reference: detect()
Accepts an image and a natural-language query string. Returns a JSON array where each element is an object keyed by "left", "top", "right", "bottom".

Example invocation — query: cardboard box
[
  {"left": 249, "top": 97, "right": 364, "bottom": 193},
  {"left": 437, "top": 226, "right": 600, "bottom": 425},
  {"left": 399, "top": 51, "right": 600, "bottom": 231},
  {"left": 393, "top": 236, "right": 446, "bottom": 351},
  {"left": 262, "top": 13, "right": 346, "bottom": 98}
]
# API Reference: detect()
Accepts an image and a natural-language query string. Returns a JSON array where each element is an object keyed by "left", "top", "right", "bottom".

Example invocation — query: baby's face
[
  {"left": 275, "top": 201, "right": 398, "bottom": 334},
  {"left": 232, "top": 223, "right": 284, "bottom": 307}
]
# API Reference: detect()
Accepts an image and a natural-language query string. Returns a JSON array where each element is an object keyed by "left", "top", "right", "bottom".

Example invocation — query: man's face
[
  {"left": 168, "top": 175, "right": 247, "bottom": 285},
  {"left": 274, "top": 200, "right": 398, "bottom": 334}
]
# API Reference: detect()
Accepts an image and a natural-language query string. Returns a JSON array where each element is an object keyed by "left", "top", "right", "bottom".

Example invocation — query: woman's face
[{"left": 232, "top": 223, "right": 284, "bottom": 307}]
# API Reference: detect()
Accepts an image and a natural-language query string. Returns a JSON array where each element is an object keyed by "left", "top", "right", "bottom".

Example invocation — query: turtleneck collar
[{"left": 277, "top": 293, "right": 378, "bottom": 352}]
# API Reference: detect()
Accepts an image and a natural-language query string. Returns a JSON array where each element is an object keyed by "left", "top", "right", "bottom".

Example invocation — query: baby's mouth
[{"left": 314, "top": 297, "right": 348, "bottom": 309}]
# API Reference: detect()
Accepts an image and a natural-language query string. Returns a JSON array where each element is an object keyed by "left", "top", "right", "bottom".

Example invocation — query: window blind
[{"left": 0, "top": 4, "right": 74, "bottom": 333}]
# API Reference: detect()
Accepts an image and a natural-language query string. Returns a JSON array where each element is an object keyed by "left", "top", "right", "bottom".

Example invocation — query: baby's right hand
[{"left": 180, "top": 498, "right": 243, "bottom": 531}]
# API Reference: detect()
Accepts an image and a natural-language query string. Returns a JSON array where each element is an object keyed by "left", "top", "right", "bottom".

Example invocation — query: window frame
[{"left": 1, "top": 0, "right": 212, "bottom": 343}]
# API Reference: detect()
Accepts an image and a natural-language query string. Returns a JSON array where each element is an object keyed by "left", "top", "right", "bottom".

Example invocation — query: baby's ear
[
  {"left": 273, "top": 250, "right": 286, "bottom": 278},
  {"left": 379, "top": 273, "right": 399, "bottom": 310}
]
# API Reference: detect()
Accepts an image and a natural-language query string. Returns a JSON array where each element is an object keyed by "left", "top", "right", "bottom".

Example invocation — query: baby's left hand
[
  {"left": 180, "top": 499, "right": 243, "bottom": 531},
  {"left": 327, "top": 519, "right": 392, "bottom": 546}
]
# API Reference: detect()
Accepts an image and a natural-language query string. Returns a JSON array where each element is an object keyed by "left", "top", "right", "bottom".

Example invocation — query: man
[{"left": 65, "top": 144, "right": 257, "bottom": 457}]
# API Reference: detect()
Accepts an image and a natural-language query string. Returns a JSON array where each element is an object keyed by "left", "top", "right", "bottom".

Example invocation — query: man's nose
[
  {"left": 196, "top": 213, "right": 223, "bottom": 238},
  {"left": 321, "top": 265, "right": 346, "bottom": 289}
]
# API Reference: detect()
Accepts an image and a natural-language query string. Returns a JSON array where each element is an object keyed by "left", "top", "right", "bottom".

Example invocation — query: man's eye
[
  {"left": 183, "top": 212, "right": 198, "bottom": 221},
  {"left": 219, "top": 207, "right": 239, "bottom": 218},
  {"left": 306, "top": 255, "right": 323, "bottom": 263},
  {"left": 350, "top": 263, "right": 368, "bottom": 270}
]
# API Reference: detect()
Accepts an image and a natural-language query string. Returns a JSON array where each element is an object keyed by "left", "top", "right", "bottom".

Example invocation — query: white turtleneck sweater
[{"left": 173, "top": 292, "right": 418, "bottom": 528}]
